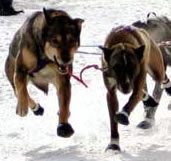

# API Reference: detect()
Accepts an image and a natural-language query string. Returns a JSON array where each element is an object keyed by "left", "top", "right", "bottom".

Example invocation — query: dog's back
[
  {"left": 105, "top": 26, "right": 146, "bottom": 49},
  {"left": 104, "top": 26, "right": 154, "bottom": 63},
  {"left": 103, "top": 25, "right": 165, "bottom": 82},
  {"left": 133, "top": 16, "right": 171, "bottom": 66},
  {"left": 133, "top": 16, "right": 171, "bottom": 42}
]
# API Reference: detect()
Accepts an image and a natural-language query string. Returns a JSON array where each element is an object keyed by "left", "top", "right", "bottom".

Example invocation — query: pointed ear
[
  {"left": 43, "top": 8, "right": 51, "bottom": 24},
  {"left": 134, "top": 45, "right": 145, "bottom": 62},
  {"left": 99, "top": 46, "right": 113, "bottom": 62},
  {"left": 74, "top": 18, "right": 84, "bottom": 28},
  {"left": 74, "top": 18, "right": 84, "bottom": 34},
  {"left": 73, "top": 18, "right": 84, "bottom": 46}
]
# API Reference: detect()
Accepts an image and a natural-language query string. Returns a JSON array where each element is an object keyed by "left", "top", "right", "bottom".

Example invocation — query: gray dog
[{"left": 133, "top": 14, "right": 171, "bottom": 129}]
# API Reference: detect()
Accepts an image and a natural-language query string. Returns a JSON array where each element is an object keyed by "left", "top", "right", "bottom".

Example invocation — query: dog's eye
[{"left": 68, "top": 37, "right": 77, "bottom": 44}]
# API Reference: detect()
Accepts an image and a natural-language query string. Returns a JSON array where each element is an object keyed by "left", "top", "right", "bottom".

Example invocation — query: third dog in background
[{"left": 133, "top": 14, "right": 171, "bottom": 129}]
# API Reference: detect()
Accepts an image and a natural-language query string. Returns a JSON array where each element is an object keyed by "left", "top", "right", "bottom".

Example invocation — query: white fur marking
[
  {"left": 32, "top": 104, "right": 40, "bottom": 112},
  {"left": 107, "top": 77, "right": 117, "bottom": 88},
  {"left": 161, "top": 80, "right": 171, "bottom": 89},
  {"left": 116, "top": 111, "right": 129, "bottom": 118},
  {"left": 142, "top": 90, "right": 149, "bottom": 101},
  {"left": 110, "top": 139, "right": 119, "bottom": 146},
  {"left": 144, "top": 118, "right": 155, "bottom": 124}
]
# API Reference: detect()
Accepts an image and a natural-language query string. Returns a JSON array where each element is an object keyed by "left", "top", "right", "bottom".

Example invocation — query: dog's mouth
[{"left": 54, "top": 56, "right": 71, "bottom": 75}]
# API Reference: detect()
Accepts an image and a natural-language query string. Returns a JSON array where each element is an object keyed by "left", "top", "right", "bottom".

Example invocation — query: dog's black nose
[
  {"left": 121, "top": 82, "right": 131, "bottom": 94},
  {"left": 61, "top": 55, "right": 73, "bottom": 65},
  {"left": 62, "top": 57, "right": 70, "bottom": 63}
]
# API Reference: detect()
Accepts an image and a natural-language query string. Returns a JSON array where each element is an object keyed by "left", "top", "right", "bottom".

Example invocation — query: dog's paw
[
  {"left": 106, "top": 143, "right": 121, "bottom": 151},
  {"left": 137, "top": 119, "right": 154, "bottom": 129},
  {"left": 16, "top": 104, "right": 28, "bottom": 117},
  {"left": 32, "top": 104, "right": 44, "bottom": 116},
  {"left": 114, "top": 112, "right": 129, "bottom": 125},
  {"left": 57, "top": 123, "right": 74, "bottom": 138},
  {"left": 143, "top": 95, "right": 158, "bottom": 107}
]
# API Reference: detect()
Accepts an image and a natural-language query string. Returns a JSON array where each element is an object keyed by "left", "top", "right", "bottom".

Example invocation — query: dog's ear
[
  {"left": 74, "top": 18, "right": 84, "bottom": 29},
  {"left": 134, "top": 45, "right": 145, "bottom": 62},
  {"left": 73, "top": 18, "right": 84, "bottom": 45},
  {"left": 99, "top": 46, "right": 113, "bottom": 62},
  {"left": 43, "top": 8, "right": 51, "bottom": 24},
  {"left": 73, "top": 18, "right": 84, "bottom": 36}
]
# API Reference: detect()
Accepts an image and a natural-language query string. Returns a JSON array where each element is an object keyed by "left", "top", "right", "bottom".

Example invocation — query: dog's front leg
[
  {"left": 115, "top": 70, "right": 146, "bottom": 125},
  {"left": 56, "top": 75, "right": 74, "bottom": 138},
  {"left": 14, "top": 70, "right": 29, "bottom": 117},
  {"left": 106, "top": 88, "right": 120, "bottom": 151},
  {"left": 14, "top": 48, "right": 38, "bottom": 117},
  {"left": 28, "top": 95, "right": 44, "bottom": 116}
]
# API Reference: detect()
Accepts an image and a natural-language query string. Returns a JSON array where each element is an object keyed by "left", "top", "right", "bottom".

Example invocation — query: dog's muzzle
[
  {"left": 119, "top": 83, "right": 132, "bottom": 94},
  {"left": 54, "top": 56, "right": 72, "bottom": 75}
]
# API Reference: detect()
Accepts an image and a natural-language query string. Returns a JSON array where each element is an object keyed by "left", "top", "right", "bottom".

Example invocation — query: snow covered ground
[{"left": 1, "top": 0, "right": 171, "bottom": 161}]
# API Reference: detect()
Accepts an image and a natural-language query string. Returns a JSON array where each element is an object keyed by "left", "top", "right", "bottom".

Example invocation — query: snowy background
[{"left": 1, "top": 0, "right": 171, "bottom": 161}]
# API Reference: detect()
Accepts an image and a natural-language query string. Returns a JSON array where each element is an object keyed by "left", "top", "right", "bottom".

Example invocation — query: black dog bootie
[
  {"left": 57, "top": 123, "right": 74, "bottom": 138},
  {"left": 114, "top": 111, "right": 129, "bottom": 125},
  {"left": 32, "top": 104, "right": 44, "bottom": 116},
  {"left": 142, "top": 92, "right": 158, "bottom": 107}
]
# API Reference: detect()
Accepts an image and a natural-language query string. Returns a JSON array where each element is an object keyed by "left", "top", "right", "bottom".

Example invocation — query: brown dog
[
  {"left": 5, "top": 8, "right": 84, "bottom": 138},
  {"left": 99, "top": 25, "right": 166, "bottom": 151}
]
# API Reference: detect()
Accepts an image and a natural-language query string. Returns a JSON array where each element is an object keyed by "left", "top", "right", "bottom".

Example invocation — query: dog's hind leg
[
  {"left": 142, "top": 83, "right": 159, "bottom": 108},
  {"left": 137, "top": 82, "right": 162, "bottom": 129},
  {"left": 28, "top": 95, "right": 44, "bottom": 116},
  {"left": 56, "top": 75, "right": 74, "bottom": 138},
  {"left": 137, "top": 41, "right": 168, "bottom": 128},
  {"left": 106, "top": 89, "right": 120, "bottom": 151}
]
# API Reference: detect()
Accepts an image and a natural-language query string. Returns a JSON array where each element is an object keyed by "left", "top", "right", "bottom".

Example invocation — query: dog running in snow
[
  {"left": 99, "top": 25, "right": 170, "bottom": 151},
  {"left": 5, "top": 8, "right": 84, "bottom": 138}
]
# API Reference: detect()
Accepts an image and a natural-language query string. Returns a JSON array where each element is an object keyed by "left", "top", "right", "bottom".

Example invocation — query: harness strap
[
  {"left": 69, "top": 64, "right": 105, "bottom": 88},
  {"left": 29, "top": 59, "right": 52, "bottom": 76}
]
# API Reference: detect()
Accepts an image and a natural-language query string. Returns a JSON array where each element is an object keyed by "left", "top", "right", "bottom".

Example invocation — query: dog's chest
[{"left": 30, "top": 64, "right": 59, "bottom": 84}]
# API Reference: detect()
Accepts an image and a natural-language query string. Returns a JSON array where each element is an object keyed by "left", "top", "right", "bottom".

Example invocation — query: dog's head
[
  {"left": 42, "top": 8, "right": 84, "bottom": 74},
  {"left": 100, "top": 45, "right": 144, "bottom": 94}
]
